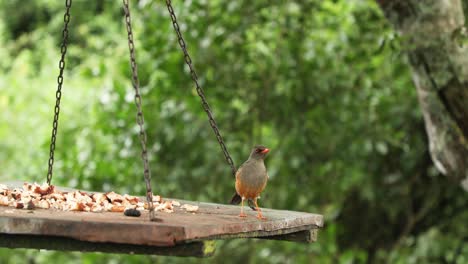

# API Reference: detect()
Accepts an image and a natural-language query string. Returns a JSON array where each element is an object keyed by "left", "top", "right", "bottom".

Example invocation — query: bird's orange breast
[{"left": 235, "top": 175, "right": 267, "bottom": 199}]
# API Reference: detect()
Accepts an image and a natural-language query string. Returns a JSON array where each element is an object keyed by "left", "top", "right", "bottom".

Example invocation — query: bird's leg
[
  {"left": 239, "top": 197, "right": 247, "bottom": 218},
  {"left": 254, "top": 197, "right": 261, "bottom": 211},
  {"left": 254, "top": 198, "right": 266, "bottom": 220}
]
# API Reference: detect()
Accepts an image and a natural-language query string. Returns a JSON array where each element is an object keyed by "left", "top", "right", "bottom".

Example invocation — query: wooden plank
[
  {"left": 260, "top": 229, "right": 319, "bottom": 243},
  {"left": 0, "top": 233, "right": 215, "bottom": 257},
  {"left": 0, "top": 206, "right": 323, "bottom": 245},
  {"left": 0, "top": 182, "right": 324, "bottom": 249}
]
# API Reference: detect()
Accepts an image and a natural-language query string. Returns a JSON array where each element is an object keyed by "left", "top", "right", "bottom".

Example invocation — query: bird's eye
[{"left": 256, "top": 149, "right": 262, "bottom": 153}]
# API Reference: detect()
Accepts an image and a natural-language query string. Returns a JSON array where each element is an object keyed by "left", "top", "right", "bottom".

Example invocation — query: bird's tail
[
  {"left": 230, "top": 193, "right": 257, "bottom": 211},
  {"left": 230, "top": 193, "right": 242, "bottom": 205}
]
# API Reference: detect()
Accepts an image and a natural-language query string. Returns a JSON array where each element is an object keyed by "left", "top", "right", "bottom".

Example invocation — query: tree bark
[{"left": 376, "top": 0, "right": 468, "bottom": 190}]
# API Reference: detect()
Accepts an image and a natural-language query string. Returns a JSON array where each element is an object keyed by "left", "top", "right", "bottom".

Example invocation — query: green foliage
[{"left": 0, "top": 0, "right": 466, "bottom": 263}]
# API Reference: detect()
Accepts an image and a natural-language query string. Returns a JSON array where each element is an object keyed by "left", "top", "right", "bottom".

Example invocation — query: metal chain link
[
  {"left": 46, "top": 0, "right": 72, "bottom": 185},
  {"left": 122, "top": 0, "right": 160, "bottom": 222},
  {"left": 165, "top": 0, "right": 237, "bottom": 177}
]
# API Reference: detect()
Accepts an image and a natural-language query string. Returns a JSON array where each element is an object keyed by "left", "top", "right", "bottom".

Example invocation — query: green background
[{"left": 0, "top": 0, "right": 467, "bottom": 263}]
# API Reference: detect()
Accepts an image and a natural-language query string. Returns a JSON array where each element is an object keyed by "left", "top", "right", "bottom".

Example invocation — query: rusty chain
[
  {"left": 122, "top": 0, "right": 160, "bottom": 222},
  {"left": 46, "top": 0, "right": 233, "bottom": 220},
  {"left": 165, "top": 0, "right": 237, "bottom": 177},
  {"left": 46, "top": 0, "right": 72, "bottom": 185}
]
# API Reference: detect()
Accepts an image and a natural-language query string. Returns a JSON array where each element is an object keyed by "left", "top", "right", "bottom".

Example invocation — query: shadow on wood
[{"left": 0, "top": 234, "right": 215, "bottom": 257}]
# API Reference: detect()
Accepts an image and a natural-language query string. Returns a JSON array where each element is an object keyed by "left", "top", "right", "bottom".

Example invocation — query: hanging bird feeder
[{"left": 0, "top": 0, "right": 323, "bottom": 257}]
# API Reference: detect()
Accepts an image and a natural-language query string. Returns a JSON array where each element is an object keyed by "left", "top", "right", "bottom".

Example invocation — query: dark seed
[
  {"left": 25, "top": 200, "right": 35, "bottom": 210},
  {"left": 124, "top": 208, "right": 141, "bottom": 217}
]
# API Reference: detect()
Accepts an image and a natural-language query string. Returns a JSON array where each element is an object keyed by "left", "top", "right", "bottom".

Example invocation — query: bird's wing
[
  {"left": 235, "top": 166, "right": 241, "bottom": 179},
  {"left": 235, "top": 160, "right": 248, "bottom": 180}
]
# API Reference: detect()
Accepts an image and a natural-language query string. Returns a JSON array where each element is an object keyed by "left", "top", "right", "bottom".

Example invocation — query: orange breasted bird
[{"left": 230, "top": 145, "right": 270, "bottom": 219}]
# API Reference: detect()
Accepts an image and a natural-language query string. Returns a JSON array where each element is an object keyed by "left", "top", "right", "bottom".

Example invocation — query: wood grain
[{"left": 0, "top": 182, "right": 323, "bottom": 255}]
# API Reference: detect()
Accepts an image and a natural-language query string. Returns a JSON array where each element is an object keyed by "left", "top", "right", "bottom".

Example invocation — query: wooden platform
[{"left": 0, "top": 183, "right": 323, "bottom": 257}]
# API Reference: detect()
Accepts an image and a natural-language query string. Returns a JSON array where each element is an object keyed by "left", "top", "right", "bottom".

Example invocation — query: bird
[{"left": 230, "top": 145, "right": 270, "bottom": 219}]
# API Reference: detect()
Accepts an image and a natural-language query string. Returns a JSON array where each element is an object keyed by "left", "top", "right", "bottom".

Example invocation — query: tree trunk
[{"left": 376, "top": 0, "right": 468, "bottom": 190}]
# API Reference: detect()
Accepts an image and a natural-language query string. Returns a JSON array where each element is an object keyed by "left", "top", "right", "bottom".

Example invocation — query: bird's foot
[
  {"left": 256, "top": 214, "right": 267, "bottom": 220},
  {"left": 239, "top": 213, "right": 247, "bottom": 218}
]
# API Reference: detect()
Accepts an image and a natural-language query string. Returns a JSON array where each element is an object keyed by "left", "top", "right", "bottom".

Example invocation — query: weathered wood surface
[
  {"left": 0, "top": 203, "right": 323, "bottom": 246},
  {"left": 0, "top": 183, "right": 323, "bottom": 255}
]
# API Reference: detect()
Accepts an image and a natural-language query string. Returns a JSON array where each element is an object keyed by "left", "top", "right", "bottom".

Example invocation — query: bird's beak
[{"left": 261, "top": 148, "right": 270, "bottom": 154}]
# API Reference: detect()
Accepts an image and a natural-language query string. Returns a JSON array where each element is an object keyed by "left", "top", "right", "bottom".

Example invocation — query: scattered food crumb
[
  {"left": 153, "top": 195, "right": 161, "bottom": 203},
  {"left": 181, "top": 204, "right": 199, "bottom": 212},
  {"left": 0, "top": 182, "right": 177, "bottom": 214},
  {"left": 0, "top": 183, "right": 202, "bottom": 215}
]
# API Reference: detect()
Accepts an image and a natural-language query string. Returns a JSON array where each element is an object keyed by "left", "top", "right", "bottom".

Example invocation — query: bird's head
[{"left": 249, "top": 145, "right": 270, "bottom": 160}]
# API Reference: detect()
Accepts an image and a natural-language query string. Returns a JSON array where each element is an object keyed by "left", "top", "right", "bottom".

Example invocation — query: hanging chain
[
  {"left": 46, "top": 0, "right": 72, "bottom": 185},
  {"left": 122, "top": 0, "right": 160, "bottom": 222},
  {"left": 165, "top": 0, "right": 237, "bottom": 177}
]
